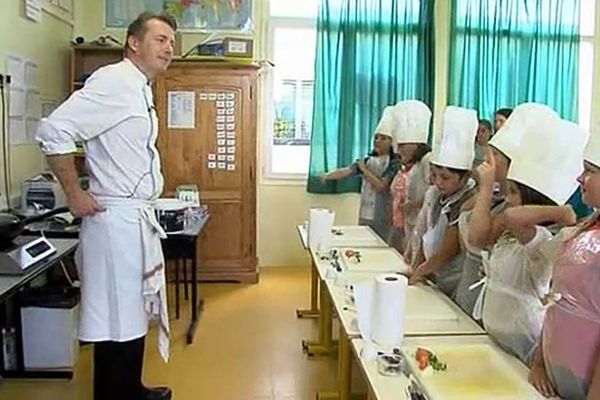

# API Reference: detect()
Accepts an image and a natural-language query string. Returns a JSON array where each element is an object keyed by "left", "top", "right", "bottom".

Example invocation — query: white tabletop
[
  {"left": 297, "top": 224, "right": 388, "bottom": 250},
  {"left": 311, "top": 246, "right": 409, "bottom": 281},
  {"left": 351, "top": 336, "right": 546, "bottom": 400},
  {"left": 325, "top": 277, "right": 484, "bottom": 338}
]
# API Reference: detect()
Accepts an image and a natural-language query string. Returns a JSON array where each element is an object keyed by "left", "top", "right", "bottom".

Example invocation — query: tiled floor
[{"left": 0, "top": 267, "right": 337, "bottom": 400}]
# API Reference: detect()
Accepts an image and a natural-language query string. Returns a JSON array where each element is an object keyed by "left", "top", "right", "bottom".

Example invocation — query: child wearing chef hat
[
  {"left": 470, "top": 103, "right": 592, "bottom": 249},
  {"left": 389, "top": 100, "right": 432, "bottom": 256},
  {"left": 320, "top": 106, "right": 401, "bottom": 240},
  {"left": 455, "top": 103, "right": 560, "bottom": 314},
  {"left": 408, "top": 106, "right": 478, "bottom": 296},
  {"left": 472, "top": 118, "right": 588, "bottom": 368},
  {"left": 529, "top": 129, "right": 600, "bottom": 399}
]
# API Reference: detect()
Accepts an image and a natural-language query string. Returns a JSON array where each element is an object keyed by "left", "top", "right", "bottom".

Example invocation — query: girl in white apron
[
  {"left": 320, "top": 106, "right": 401, "bottom": 241},
  {"left": 460, "top": 104, "right": 558, "bottom": 313},
  {"left": 388, "top": 100, "right": 432, "bottom": 255},
  {"left": 471, "top": 118, "right": 587, "bottom": 368},
  {"left": 409, "top": 106, "right": 478, "bottom": 297},
  {"left": 529, "top": 132, "right": 600, "bottom": 400}
]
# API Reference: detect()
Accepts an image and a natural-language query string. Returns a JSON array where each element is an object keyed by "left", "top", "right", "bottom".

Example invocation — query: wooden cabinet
[
  {"left": 155, "top": 61, "right": 259, "bottom": 283},
  {"left": 70, "top": 45, "right": 123, "bottom": 93},
  {"left": 69, "top": 45, "right": 123, "bottom": 174}
]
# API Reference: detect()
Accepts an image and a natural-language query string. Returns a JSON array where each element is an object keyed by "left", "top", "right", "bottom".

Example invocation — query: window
[
  {"left": 449, "top": 0, "right": 584, "bottom": 124},
  {"left": 579, "top": 0, "right": 595, "bottom": 132},
  {"left": 265, "top": 1, "right": 318, "bottom": 178}
]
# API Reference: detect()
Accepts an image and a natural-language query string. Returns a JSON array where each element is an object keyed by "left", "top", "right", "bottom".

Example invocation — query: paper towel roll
[
  {"left": 308, "top": 208, "right": 335, "bottom": 252},
  {"left": 371, "top": 274, "right": 407, "bottom": 347}
]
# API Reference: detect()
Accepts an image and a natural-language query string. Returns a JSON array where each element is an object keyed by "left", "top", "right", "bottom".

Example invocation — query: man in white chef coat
[{"left": 35, "top": 12, "right": 176, "bottom": 400}]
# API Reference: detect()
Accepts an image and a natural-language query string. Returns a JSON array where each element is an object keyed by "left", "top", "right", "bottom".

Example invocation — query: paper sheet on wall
[
  {"left": 26, "top": 118, "right": 39, "bottom": 142},
  {"left": 25, "top": 0, "right": 43, "bottom": 22},
  {"left": 167, "top": 91, "right": 195, "bottom": 129},
  {"left": 6, "top": 55, "right": 25, "bottom": 86},
  {"left": 25, "top": 61, "right": 39, "bottom": 88},
  {"left": 26, "top": 90, "right": 41, "bottom": 118},
  {"left": 9, "top": 117, "right": 27, "bottom": 145},
  {"left": 8, "top": 88, "right": 25, "bottom": 117}
]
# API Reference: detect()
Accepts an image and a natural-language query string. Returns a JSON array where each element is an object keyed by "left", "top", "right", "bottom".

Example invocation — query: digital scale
[{"left": 0, "top": 236, "right": 57, "bottom": 275}]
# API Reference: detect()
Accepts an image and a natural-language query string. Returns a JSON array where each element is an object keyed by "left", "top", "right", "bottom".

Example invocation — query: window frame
[{"left": 263, "top": 16, "right": 317, "bottom": 181}]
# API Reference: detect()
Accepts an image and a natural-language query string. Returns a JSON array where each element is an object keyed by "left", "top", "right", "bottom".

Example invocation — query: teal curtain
[
  {"left": 307, "top": 0, "right": 434, "bottom": 194},
  {"left": 449, "top": 0, "right": 580, "bottom": 122}
]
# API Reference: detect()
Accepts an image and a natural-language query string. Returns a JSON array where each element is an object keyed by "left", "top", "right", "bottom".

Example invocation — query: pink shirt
[{"left": 390, "top": 166, "right": 412, "bottom": 229}]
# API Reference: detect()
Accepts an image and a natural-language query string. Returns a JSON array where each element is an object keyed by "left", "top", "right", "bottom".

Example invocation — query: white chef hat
[
  {"left": 489, "top": 103, "right": 559, "bottom": 160},
  {"left": 507, "top": 119, "right": 589, "bottom": 205},
  {"left": 392, "top": 100, "right": 432, "bottom": 144},
  {"left": 584, "top": 130, "right": 600, "bottom": 169},
  {"left": 430, "top": 106, "right": 478, "bottom": 170},
  {"left": 374, "top": 106, "right": 397, "bottom": 146}
]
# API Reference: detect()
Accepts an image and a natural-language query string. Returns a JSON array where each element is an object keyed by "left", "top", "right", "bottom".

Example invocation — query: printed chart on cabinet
[{"left": 167, "top": 90, "right": 238, "bottom": 173}]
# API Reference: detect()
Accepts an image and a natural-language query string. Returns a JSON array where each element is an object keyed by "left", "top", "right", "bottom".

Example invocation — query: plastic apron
[
  {"left": 479, "top": 228, "right": 552, "bottom": 366},
  {"left": 454, "top": 211, "right": 485, "bottom": 314},
  {"left": 455, "top": 200, "right": 508, "bottom": 315},
  {"left": 359, "top": 155, "right": 391, "bottom": 241},
  {"left": 542, "top": 226, "right": 600, "bottom": 399},
  {"left": 421, "top": 181, "right": 474, "bottom": 296}
]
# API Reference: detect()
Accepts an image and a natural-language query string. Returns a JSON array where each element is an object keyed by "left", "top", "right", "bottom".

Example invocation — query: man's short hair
[{"left": 126, "top": 12, "right": 177, "bottom": 50}]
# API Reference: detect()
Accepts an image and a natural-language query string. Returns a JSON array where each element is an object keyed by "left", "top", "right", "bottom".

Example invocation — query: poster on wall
[
  {"left": 167, "top": 91, "right": 196, "bottom": 129},
  {"left": 104, "top": 0, "right": 253, "bottom": 31}
]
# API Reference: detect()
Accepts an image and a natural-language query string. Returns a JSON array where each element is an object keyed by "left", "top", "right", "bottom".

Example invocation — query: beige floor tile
[{"left": 0, "top": 267, "right": 337, "bottom": 400}]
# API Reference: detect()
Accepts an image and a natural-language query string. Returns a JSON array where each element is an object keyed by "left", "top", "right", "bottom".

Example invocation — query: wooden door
[{"left": 155, "top": 62, "right": 258, "bottom": 283}]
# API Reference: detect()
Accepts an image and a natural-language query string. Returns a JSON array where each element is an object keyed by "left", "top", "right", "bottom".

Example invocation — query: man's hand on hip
[{"left": 68, "top": 189, "right": 102, "bottom": 217}]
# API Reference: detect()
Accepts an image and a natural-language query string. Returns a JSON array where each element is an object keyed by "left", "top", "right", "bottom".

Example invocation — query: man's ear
[{"left": 127, "top": 35, "right": 140, "bottom": 53}]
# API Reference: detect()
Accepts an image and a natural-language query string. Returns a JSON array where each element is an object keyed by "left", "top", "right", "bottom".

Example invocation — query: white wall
[{"left": 0, "top": 0, "right": 73, "bottom": 206}]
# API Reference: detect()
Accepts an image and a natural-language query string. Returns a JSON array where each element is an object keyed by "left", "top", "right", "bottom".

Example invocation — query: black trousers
[{"left": 94, "top": 336, "right": 146, "bottom": 400}]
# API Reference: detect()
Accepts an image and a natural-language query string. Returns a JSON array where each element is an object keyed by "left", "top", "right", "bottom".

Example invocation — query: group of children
[{"left": 319, "top": 101, "right": 600, "bottom": 399}]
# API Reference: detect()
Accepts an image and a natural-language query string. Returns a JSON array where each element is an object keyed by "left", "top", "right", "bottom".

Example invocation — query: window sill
[{"left": 260, "top": 173, "right": 308, "bottom": 186}]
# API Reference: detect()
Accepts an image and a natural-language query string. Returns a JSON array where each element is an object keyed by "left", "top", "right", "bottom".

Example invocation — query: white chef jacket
[
  {"left": 36, "top": 58, "right": 163, "bottom": 199},
  {"left": 35, "top": 58, "right": 170, "bottom": 361}
]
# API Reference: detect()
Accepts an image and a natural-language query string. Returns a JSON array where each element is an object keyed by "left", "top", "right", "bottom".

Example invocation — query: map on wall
[{"left": 105, "top": 0, "right": 253, "bottom": 31}]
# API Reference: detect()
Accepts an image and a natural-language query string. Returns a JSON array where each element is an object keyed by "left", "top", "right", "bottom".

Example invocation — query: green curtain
[
  {"left": 307, "top": 0, "right": 435, "bottom": 194},
  {"left": 449, "top": 0, "right": 580, "bottom": 122}
]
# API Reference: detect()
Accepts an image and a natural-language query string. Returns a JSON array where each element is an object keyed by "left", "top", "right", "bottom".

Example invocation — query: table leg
[
  {"left": 337, "top": 329, "right": 352, "bottom": 400},
  {"left": 296, "top": 259, "right": 319, "bottom": 319},
  {"left": 316, "top": 328, "right": 352, "bottom": 400},
  {"left": 183, "top": 258, "right": 189, "bottom": 301},
  {"left": 186, "top": 241, "right": 203, "bottom": 344},
  {"left": 175, "top": 259, "right": 181, "bottom": 320},
  {"left": 306, "top": 278, "right": 335, "bottom": 357}
]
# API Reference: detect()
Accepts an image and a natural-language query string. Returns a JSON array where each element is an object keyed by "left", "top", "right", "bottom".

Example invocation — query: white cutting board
[
  {"left": 332, "top": 226, "right": 386, "bottom": 246},
  {"left": 404, "top": 339, "right": 544, "bottom": 400},
  {"left": 405, "top": 286, "right": 459, "bottom": 321},
  {"left": 340, "top": 247, "right": 410, "bottom": 273},
  {"left": 345, "top": 284, "right": 459, "bottom": 321}
]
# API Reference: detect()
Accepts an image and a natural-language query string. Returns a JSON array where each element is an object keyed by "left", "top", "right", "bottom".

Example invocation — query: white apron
[
  {"left": 422, "top": 212, "right": 448, "bottom": 260},
  {"left": 76, "top": 197, "right": 170, "bottom": 361},
  {"left": 480, "top": 228, "right": 552, "bottom": 365}
]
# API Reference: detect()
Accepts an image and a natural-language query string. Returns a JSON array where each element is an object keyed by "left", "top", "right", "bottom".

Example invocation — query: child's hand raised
[{"left": 476, "top": 149, "right": 497, "bottom": 188}]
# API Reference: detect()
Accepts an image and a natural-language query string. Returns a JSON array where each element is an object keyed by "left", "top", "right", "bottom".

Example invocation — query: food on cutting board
[
  {"left": 344, "top": 249, "right": 362, "bottom": 263},
  {"left": 415, "top": 347, "right": 447, "bottom": 374}
]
